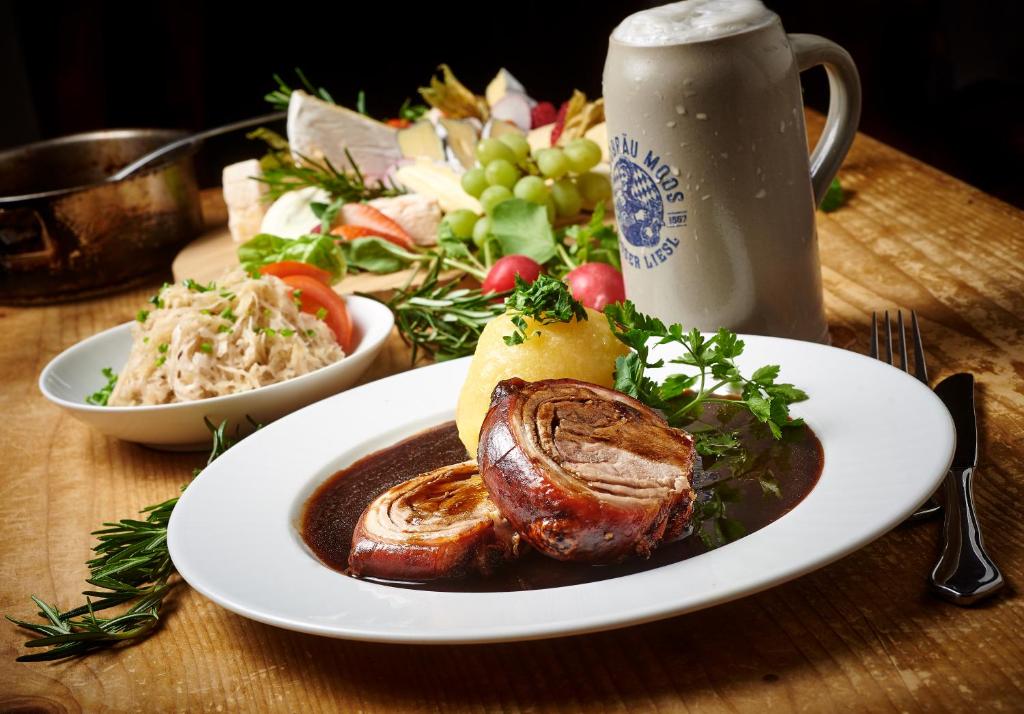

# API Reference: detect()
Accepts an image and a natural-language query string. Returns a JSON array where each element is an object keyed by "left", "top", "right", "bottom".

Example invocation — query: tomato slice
[
  {"left": 259, "top": 261, "right": 332, "bottom": 285},
  {"left": 282, "top": 275, "right": 353, "bottom": 352}
]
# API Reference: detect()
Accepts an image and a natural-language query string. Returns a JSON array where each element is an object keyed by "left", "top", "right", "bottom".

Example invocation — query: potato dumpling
[{"left": 456, "top": 308, "right": 630, "bottom": 458}]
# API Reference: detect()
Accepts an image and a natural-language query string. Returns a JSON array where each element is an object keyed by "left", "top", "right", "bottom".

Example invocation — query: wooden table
[{"left": 3, "top": 114, "right": 1023, "bottom": 712}]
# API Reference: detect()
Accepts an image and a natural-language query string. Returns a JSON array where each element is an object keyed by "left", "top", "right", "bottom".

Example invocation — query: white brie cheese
[
  {"left": 486, "top": 68, "right": 533, "bottom": 108},
  {"left": 287, "top": 90, "right": 402, "bottom": 179},
  {"left": 397, "top": 120, "right": 445, "bottom": 162}
]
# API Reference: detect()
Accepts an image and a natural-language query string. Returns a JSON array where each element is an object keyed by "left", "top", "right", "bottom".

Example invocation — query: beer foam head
[{"left": 612, "top": 0, "right": 775, "bottom": 46}]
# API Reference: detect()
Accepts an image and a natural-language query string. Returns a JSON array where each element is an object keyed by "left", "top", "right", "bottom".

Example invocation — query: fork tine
[
  {"left": 911, "top": 310, "right": 928, "bottom": 384},
  {"left": 884, "top": 310, "right": 894, "bottom": 365},
  {"left": 897, "top": 310, "right": 909, "bottom": 372},
  {"left": 870, "top": 311, "right": 879, "bottom": 358}
]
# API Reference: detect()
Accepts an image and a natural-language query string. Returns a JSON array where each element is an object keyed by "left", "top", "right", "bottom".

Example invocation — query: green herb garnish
[
  {"left": 85, "top": 367, "right": 118, "bottom": 406},
  {"left": 502, "top": 274, "right": 587, "bottom": 346},
  {"left": 6, "top": 420, "right": 242, "bottom": 661},
  {"left": 398, "top": 98, "right": 429, "bottom": 122},
  {"left": 158, "top": 343, "right": 169, "bottom": 354},
  {"left": 183, "top": 278, "right": 215, "bottom": 293},
  {"left": 135, "top": 309, "right": 149, "bottom": 323},
  {"left": 604, "top": 301, "right": 808, "bottom": 445},
  {"left": 280, "top": 328, "right": 295, "bottom": 337},
  {"left": 199, "top": 343, "right": 213, "bottom": 353},
  {"left": 220, "top": 307, "right": 236, "bottom": 322},
  {"left": 315, "top": 307, "right": 327, "bottom": 320},
  {"left": 255, "top": 148, "right": 403, "bottom": 204},
  {"left": 154, "top": 356, "right": 166, "bottom": 367}
]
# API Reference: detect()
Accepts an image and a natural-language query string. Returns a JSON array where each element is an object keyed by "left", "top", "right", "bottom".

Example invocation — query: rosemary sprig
[
  {"left": 7, "top": 419, "right": 240, "bottom": 662},
  {"left": 265, "top": 68, "right": 334, "bottom": 111},
  {"left": 382, "top": 256, "right": 508, "bottom": 363},
  {"left": 256, "top": 149, "right": 404, "bottom": 203}
]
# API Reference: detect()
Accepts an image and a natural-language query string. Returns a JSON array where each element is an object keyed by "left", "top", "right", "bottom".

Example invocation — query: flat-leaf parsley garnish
[{"left": 503, "top": 274, "right": 588, "bottom": 346}]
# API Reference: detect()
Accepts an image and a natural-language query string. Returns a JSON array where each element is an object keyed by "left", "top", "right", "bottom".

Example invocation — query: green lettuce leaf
[
  {"left": 238, "top": 233, "right": 346, "bottom": 283},
  {"left": 341, "top": 237, "right": 421, "bottom": 274}
]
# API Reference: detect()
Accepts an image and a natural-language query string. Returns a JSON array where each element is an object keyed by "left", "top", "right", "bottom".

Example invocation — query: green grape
[
  {"left": 484, "top": 159, "right": 521, "bottom": 189},
  {"left": 480, "top": 185, "right": 513, "bottom": 214},
  {"left": 545, "top": 197, "right": 556, "bottom": 223},
  {"left": 551, "top": 178, "right": 582, "bottom": 218},
  {"left": 476, "top": 138, "right": 517, "bottom": 165},
  {"left": 497, "top": 133, "right": 530, "bottom": 161},
  {"left": 472, "top": 216, "right": 491, "bottom": 248},
  {"left": 536, "top": 148, "right": 569, "bottom": 179},
  {"left": 513, "top": 175, "right": 549, "bottom": 204},
  {"left": 443, "top": 209, "right": 479, "bottom": 239},
  {"left": 576, "top": 172, "right": 612, "bottom": 204},
  {"left": 461, "top": 167, "right": 488, "bottom": 198},
  {"left": 563, "top": 138, "right": 603, "bottom": 173}
]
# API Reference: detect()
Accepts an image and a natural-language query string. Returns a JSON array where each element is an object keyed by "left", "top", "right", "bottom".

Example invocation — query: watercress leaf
[
  {"left": 490, "top": 199, "right": 557, "bottom": 264},
  {"left": 767, "top": 382, "right": 809, "bottom": 403},
  {"left": 238, "top": 233, "right": 347, "bottom": 283},
  {"left": 745, "top": 394, "right": 772, "bottom": 422}
]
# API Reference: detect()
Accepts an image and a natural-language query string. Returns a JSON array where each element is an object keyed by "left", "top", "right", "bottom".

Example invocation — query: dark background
[{"left": 2, "top": 1, "right": 1022, "bottom": 207}]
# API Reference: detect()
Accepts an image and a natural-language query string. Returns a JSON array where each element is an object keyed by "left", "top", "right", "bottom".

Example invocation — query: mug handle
[{"left": 788, "top": 34, "right": 862, "bottom": 207}]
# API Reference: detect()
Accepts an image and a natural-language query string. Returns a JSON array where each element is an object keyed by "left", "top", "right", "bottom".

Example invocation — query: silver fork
[{"left": 870, "top": 310, "right": 943, "bottom": 521}]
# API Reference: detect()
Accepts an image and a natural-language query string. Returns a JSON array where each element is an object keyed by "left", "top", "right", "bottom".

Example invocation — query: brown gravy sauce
[{"left": 301, "top": 404, "right": 823, "bottom": 592}]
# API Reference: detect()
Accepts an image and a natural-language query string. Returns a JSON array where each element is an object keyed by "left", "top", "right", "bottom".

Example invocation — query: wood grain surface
[{"left": 2, "top": 113, "right": 1023, "bottom": 712}]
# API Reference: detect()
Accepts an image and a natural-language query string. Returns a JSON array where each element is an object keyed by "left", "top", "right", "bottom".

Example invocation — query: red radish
[
  {"left": 340, "top": 203, "right": 416, "bottom": 250},
  {"left": 531, "top": 102, "right": 557, "bottom": 129},
  {"left": 549, "top": 100, "right": 572, "bottom": 145},
  {"left": 482, "top": 255, "right": 543, "bottom": 295},
  {"left": 565, "top": 263, "right": 625, "bottom": 311}
]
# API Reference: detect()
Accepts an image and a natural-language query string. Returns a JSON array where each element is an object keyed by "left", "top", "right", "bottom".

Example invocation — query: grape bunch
[{"left": 460, "top": 134, "right": 612, "bottom": 231}]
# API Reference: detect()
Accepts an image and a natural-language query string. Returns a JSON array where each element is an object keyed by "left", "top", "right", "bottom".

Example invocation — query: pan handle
[{"left": 109, "top": 111, "right": 286, "bottom": 182}]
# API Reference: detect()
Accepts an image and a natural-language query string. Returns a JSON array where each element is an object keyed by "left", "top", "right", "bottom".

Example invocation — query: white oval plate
[
  {"left": 168, "top": 335, "right": 954, "bottom": 643},
  {"left": 39, "top": 295, "right": 394, "bottom": 449}
]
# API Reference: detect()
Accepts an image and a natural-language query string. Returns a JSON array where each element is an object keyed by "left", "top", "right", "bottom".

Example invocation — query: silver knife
[{"left": 930, "top": 373, "right": 1004, "bottom": 605}]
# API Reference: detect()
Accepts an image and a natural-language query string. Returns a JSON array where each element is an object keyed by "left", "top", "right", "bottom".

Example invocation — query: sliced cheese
[
  {"left": 485, "top": 68, "right": 528, "bottom": 108},
  {"left": 437, "top": 118, "right": 479, "bottom": 171},
  {"left": 482, "top": 118, "right": 524, "bottom": 140},
  {"left": 287, "top": 90, "right": 402, "bottom": 179},
  {"left": 398, "top": 120, "right": 445, "bottom": 162},
  {"left": 527, "top": 123, "right": 554, "bottom": 153},
  {"left": 393, "top": 159, "right": 482, "bottom": 213},
  {"left": 369, "top": 194, "right": 442, "bottom": 247},
  {"left": 222, "top": 159, "right": 268, "bottom": 243},
  {"left": 259, "top": 186, "right": 330, "bottom": 238}
]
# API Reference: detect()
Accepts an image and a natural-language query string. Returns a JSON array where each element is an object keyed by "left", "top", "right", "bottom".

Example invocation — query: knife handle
[{"left": 930, "top": 467, "right": 1004, "bottom": 605}]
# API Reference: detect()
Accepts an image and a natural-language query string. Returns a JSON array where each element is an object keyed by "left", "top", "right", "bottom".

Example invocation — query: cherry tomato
[
  {"left": 481, "top": 255, "right": 543, "bottom": 295},
  {"left": 259, "top": 261, "right": 332, "bottom": 285},
  {"left": 565, "top": 263, "right": 626, "bottom": 311},
  {"left": 281, "top": 275, "right": 353, "bottom": 352}
]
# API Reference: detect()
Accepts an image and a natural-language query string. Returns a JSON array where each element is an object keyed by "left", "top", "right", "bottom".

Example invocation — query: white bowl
[{"left": 39, "top": 295, "right": 394, "bottom": 450}]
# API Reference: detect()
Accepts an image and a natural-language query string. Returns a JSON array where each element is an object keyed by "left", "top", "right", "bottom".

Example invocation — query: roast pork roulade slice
[
  {"left": 478, "top": 378, "right": 696, "bottom": 563},
  {"left": 348, "top": 461, "right": 520, "bottom": 581}
]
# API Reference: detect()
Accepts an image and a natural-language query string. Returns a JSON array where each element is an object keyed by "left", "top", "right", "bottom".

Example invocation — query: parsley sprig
[
  {"left": 6, "top": 419, "right": 243, "bottom": 662},
  {"left": 604, "top": 301, "right": 808, "bottom": 449},
  {"left": 503, "top": 274, "right": 588, "bottom": 346},
  {"left": 85, "top": 367, "right": 118, "bottom": 406}
]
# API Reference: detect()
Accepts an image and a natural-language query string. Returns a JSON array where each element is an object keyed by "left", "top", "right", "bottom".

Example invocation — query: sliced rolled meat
[
  {"left": 478, "top": 378, "right": 696, "bottom": 563},
  {"left": 348, "top": 461, "right": 520, "bottom": 581}
]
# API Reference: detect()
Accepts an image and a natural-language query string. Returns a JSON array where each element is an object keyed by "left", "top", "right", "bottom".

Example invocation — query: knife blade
[
  {"left": 934, "top": 373, "right": 977, "bottom": 469},
  {"left": 929, "top": 372, "right": 1003, "bottom": 605}
]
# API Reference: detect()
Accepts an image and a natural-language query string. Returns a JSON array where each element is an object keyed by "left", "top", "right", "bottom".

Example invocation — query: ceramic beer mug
[{"left": 604, "top": 0, "right": 860, "bottom": 342}]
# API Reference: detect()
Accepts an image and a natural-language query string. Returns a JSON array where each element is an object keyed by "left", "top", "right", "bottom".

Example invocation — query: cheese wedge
[
  {"left": 287, "top": 90, "right": 402, "bottom": 179},
  {"left": 437, "top": 118, "right": 479, "bottom": 171},
  {"left": 398, "top": 120, "right": 445, "bottom": 162},
  {"left": 527, "top": 123, "right": 554, "bottom": 153},
  {"left": 222, "top": 159, "right": 268, "bottom": 243},
  {"left": 485, "top": 68, "right": 529, "bottom": 108},
  {"left": 394, "top": 159, "right": 482, "bottom": 213}
]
